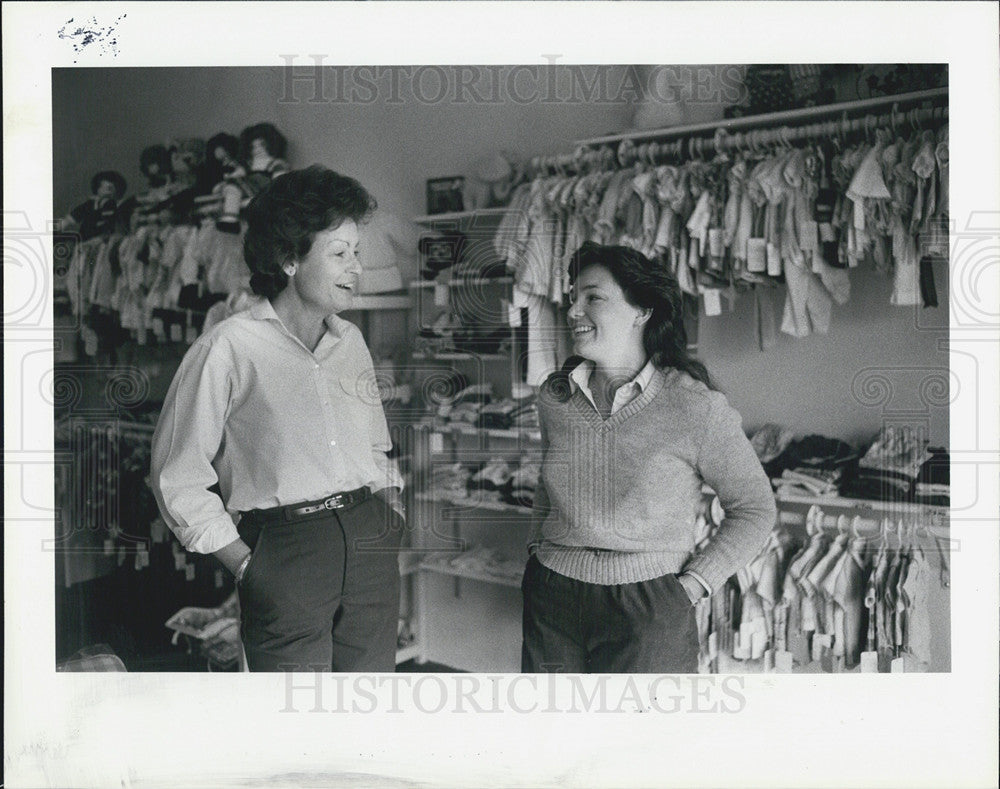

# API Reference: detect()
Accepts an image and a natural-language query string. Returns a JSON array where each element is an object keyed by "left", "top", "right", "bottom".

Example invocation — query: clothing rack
[
  {"left": 775, "top": 500, "right": 951, "bottom": 588},
  {"left": 529, "top": 88, "right": 948, "bottom": 176}
]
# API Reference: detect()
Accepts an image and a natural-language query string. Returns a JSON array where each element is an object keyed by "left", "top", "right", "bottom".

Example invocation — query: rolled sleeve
[
  {"left": 150, "top": 339, "right": 240, "bottom": 554},
  {"left": 683, "top": 393, "right": 777, "bottom": 592}
]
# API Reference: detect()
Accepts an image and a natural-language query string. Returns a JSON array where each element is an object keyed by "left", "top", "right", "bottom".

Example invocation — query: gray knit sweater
[{"left": 531, "top": 366, "right": 776, "bottom": 591}]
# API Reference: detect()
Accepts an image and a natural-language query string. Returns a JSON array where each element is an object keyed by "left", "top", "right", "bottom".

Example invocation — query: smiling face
[
  {"left": 290, "top": 219, "right": 362, "bottom": 315},
  {"left": 567, "top": 264, "right": 649, "bottom": 373}
]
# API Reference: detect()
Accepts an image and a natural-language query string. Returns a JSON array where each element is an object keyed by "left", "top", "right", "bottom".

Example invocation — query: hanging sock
[
  {"left": 781, "top": 259, "right": 833, "bottom": 337},
  {"left": 753, "top": 286, "right": 777, "bottom": 351},
  {"left": 919, "top": 255, "right": 938, "bottom": 307},
  {"left": 890, "top": 233, "right": 922, "bottom": 306}
]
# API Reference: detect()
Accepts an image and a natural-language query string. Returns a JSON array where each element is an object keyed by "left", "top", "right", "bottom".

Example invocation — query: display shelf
[
  {"left": 447, "top": 423, "right": 541, "bottom": 442},
  {"left": 418, "top": 559, "right": 522, "bottom": 589},
  {"left": 412, "top": 351, "right": 508, "bottom": 361},
  {"left": 412, "top": 207, "right": 511, "bottom": 224},
  {"left": 395, "top": 642, "right": 421, "bottom": 664},
  {"left": 345, "top": 294, "right": 411, "bottom": 311},
  {"left": 415, "top": 491, "right": 533, "bottom": 515},
  {"left": 409, "top": 276, "right": 514, "bottom": 289}
]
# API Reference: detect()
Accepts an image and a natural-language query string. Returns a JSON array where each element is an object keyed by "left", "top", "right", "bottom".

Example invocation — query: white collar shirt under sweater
[
  {"left": 569, "top": 358, "right": 656, "bottom": 416},
  {"left": 531, "top": 366, "right": 776, "bottom": 590},
  {"left": 151, "top": 298, "right": 402, "bottom": 554}
]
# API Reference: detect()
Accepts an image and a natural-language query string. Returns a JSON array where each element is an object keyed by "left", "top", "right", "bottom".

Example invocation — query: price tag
[
  {"left": 708, "top": 228, "right": 724, "bottom": 257},
  {"left": 703, "top": 289, "right": 722, "bottom": 316},
  {"left": 103, "top": 538, "right": 115, "bottom": 556},
  {"left": 733, "top": 626, "right": 751, "bottom": 660},
  {"left": 859, "top": 651, "right": 879, "bottom": 673},
  {"left": 174, "top": 552, "right": 187, "bottom": 571},
  {"left": 83, "top": 328, "right": 99, "bottom": 357},
  {"left": 117, "top": 546, "right": 127, "bottom": 566},
  {"left": 152, "top": 317, "right": 165, "bottom": 338},
  {"left": 775, "top": 650, "right": 794, "bottom": 673},
  {"left": 812, "top": 633, "right": 832, "bottom": 662},
  {"left": 169, "top": 323, "right": 183, "bottom": 343},
  {"left": 707, "top": 631, "right": 718, "bottom": 660},
  {"left": 185, "top": 563, "right": 196, "bottom": 582},
  {"left": 819, "top": 222, "right": 836, "bottom": 243},
  {"left": 766, "top": 243, "right": 782, "bottom": 276},
  {"left": 136, "top": 326, "right": 147, "bottom": 346},
  {"left": 430, "top": 432, "right": 444, "bottom": 453},
  {"left": 185, "top": 325, "right": 198, "bottom": 344},
  {"left": 215, "top": 569, "right": 224, "bottom": 589},
  {"left": 135, "top": 549, "right": 149, "bottom": 571},
  {"left": 433, "top": 283, "right": 449, "bottom": 307}
]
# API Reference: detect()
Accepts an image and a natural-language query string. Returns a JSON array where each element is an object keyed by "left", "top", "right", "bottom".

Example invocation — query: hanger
[{"left": 805, "top": 504, "right": 823, "bottom": 537}]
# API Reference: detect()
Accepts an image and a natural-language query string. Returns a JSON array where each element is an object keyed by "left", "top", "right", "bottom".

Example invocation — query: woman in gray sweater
[{"left": 522, "top": 242, "right": 776, "bottom": 673}]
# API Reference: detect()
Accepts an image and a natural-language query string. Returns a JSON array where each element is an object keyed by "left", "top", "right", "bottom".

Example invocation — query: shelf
[
  {"left": 395, "top": 642, "right": 421, "bottom": 664},
  {"left": 418, "top": 560, "right": 522, "bottom": 589},
  {"left": 409, "top": 277, "right": 514, "bottom": 289},
  {"left": 412, "top": 351, "right": 508, "bottom": 361},
  {"left": 344, "top": 294, "right": 410, "bottom": 311},
  {"left": 774, "top": 493, "right": 949, "bottom": 516},
  {"left": 574, "top": 87, "right": 949, "bottom": 147},
  {"left": 412, "top": 207, "right": 511, "bottom": 224},
  {"left": 399, "top": 553, "right": 424, "bottom": 577},
  {"left": 415, "top": 491, "right": 533, "bottom": 514},
  {"left": 437, "top": 423, "right": 541, "bottom": 443}
]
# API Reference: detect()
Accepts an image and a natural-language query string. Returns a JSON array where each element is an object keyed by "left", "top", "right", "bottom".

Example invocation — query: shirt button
[
  {"left": 330, "top": 440, "right": 337, "bottom": 446},
  {"left": 314, "top": 364, "right": 320, "bottom": 370}
]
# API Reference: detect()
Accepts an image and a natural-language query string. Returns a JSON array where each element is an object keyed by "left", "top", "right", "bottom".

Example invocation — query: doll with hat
[
  {"left": 216, "top": 122, "right": 289, "bottom": 233},
  {"left": 59, "top": 170, "right": 128, "bottom": 241}
]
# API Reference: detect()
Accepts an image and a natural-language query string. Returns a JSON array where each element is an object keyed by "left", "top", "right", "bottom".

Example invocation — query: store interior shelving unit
[{"left": 401, "top": 208, "right": 539, "bottom": 671}]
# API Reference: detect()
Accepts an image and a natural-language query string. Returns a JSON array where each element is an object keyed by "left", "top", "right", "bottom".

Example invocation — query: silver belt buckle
[{"left": 324, "top": 494, "right": 344, "bottom": 510}]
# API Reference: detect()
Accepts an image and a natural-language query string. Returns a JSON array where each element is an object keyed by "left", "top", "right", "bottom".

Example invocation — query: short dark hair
[
  {"left": 243, "top": 165, "right": 377, "bottom": 299},
  {"left": 568, "top": 241, "right": 715, "bottom": 390}
]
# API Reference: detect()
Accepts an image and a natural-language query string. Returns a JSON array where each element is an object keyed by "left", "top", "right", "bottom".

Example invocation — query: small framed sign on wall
[{"left": 426, "top": 176, "right": 465, "bottom": 215}]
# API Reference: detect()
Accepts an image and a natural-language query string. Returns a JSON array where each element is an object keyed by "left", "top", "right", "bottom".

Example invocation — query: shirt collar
[
  {"left": 249, "top": 297, "right": 351, "bottom": 342},
  {"left": 568, "top": 358, "right": 656, "bottom": 396}
]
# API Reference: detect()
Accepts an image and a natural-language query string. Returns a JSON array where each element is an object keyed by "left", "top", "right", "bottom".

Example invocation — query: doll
[
  {"left": 60, "top": 170, "right": 127, "bottom": 241},
  {"left": 216, "top": 122, "right": 289, "bottom": 232}
]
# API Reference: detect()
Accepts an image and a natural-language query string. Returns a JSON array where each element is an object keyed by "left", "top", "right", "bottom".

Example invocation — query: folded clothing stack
[
  {"left": 841, "top": 426, "right": 932, "bottom": 502},
  {"left": 427, "top": 457, "right": 539, "bottom": 509},
  {"left": 752, "top": 427, "right": 858, "bottom": 497},
  {"left": 914, "top": 447, "right": 949, "bottom": 506},
  {"left": 772, "top": 467, "right": 841, "bottom": 497}
]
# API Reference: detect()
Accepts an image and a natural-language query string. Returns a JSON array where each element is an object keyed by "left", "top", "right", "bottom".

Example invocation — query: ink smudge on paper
[{"left": 58, "top": 15, "right": 126, "bottom": 62}]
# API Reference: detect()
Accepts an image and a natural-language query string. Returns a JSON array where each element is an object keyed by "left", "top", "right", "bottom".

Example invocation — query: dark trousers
[
  {"left": 521, "top": 554, "right": 699, "bottom": 673},
  {"left": 236, "top": 495, "right": 402, "bottom": 672}
]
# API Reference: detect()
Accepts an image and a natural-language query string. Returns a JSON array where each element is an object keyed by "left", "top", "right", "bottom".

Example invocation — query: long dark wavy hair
[
  {"left": 565, "top": 241, "right": 715, "bottom": 390},
  {"left": 243, "top": 165, "right": 376, "bottom": 299}
]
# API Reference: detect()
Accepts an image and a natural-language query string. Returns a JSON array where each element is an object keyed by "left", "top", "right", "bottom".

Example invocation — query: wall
[{"left": 52, "top": 66, "right": 949, "bottom": 446}]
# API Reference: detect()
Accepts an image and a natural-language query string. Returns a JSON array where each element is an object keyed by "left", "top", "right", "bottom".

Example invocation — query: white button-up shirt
[{"left": 151, "top": 298, "right": 401, "bottom": 554}]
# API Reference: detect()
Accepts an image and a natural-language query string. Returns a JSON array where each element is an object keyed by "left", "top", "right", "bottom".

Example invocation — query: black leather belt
[{"left": 241, "top": 486, "right": 372, "bottom": 526}]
